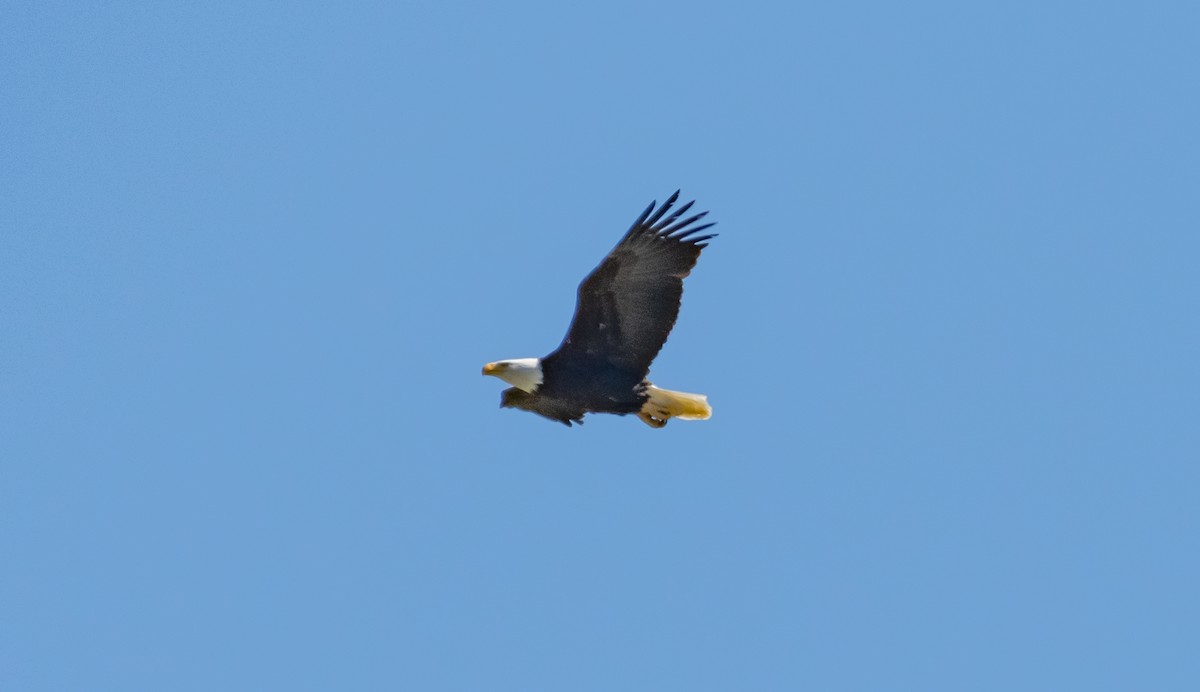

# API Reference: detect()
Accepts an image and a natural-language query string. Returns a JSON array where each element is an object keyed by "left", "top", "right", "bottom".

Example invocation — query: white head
[{"left": 481, "top": 358, "right": 544, "bottom": 393}]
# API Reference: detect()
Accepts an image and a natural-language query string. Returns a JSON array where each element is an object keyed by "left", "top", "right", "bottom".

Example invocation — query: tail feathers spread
[{"left": 639, "top": 385, "right": 712, "bottom": 428}]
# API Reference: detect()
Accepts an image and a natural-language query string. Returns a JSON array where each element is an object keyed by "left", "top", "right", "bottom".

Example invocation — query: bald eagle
[{"left": 482, "top": 191, "right": 717, "bottom": 428}]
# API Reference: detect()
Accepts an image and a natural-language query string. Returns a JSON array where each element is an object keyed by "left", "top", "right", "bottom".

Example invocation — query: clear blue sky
[{"left": 2, "top": 1, "right": 1197, "bottom": 690}]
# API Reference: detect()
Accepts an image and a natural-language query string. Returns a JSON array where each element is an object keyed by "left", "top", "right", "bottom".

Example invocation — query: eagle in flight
[{"left": 482, "top": 191, "right": 717, "bottom": 428}]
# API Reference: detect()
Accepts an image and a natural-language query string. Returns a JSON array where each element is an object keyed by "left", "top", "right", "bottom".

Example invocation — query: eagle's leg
[{"left": 637, "top": 411, "right": 668, "bottom": 428}]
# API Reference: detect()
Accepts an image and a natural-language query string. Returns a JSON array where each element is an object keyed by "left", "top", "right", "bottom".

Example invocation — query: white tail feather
[{"left": 640, "top": 385, "right": 712, "bottom": 427}]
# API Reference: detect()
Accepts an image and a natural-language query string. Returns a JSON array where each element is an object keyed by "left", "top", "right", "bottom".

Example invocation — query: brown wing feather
[{"left": 544, "top": 191, "right": 716, "bottom": 378}]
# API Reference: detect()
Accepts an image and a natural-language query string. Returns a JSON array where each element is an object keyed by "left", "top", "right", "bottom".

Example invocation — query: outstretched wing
[{"left": 543, "top": 191, "right": 716, "bottom": 378}]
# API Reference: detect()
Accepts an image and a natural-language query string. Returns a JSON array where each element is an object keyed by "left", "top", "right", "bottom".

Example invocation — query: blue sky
[{"left": 2, "top": 1, "right": 1198, "bottom": 689}]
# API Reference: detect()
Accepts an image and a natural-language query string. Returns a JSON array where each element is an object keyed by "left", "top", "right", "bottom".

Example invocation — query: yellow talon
[{"left": 638, "top": 411, "right": 668, "bottom": 428}]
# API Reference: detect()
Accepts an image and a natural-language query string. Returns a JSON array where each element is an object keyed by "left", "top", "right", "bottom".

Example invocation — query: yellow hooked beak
[{"left": 482, "top": 362, "right": 502, "bottom": 376}]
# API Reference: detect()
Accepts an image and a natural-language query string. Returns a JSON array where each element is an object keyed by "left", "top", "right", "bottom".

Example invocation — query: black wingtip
[
  {"left": 643, "top": 190, "right": 681, "bottom": 228},
  {"left": 662, "top": 211, "right": 710, "bottom": 236},
  {"left": 673, "top": 222, "right": 717, "bottom": 241},
  {"left": 625, "top": 200, "right": 657, "bottom": 238},
  {"left": 625, "top": 191, "right": 717, "bottom": 244}
]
